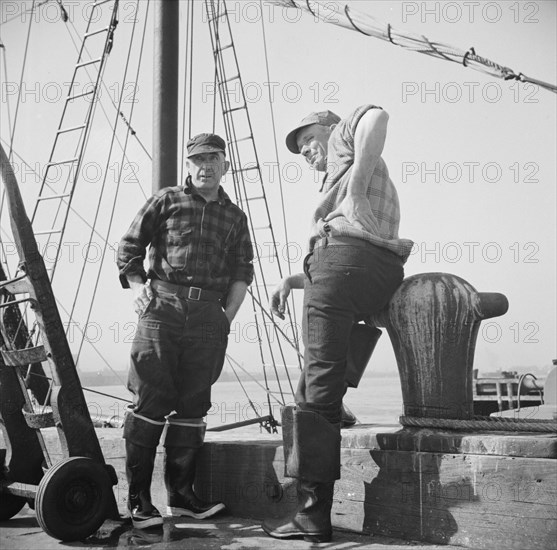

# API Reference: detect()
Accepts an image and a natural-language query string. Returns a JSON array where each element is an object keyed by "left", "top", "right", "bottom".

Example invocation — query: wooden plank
[
  {"left": 341, "top": 427, "right": 557, "bottom": 458},
  {"left": 195, "top": 439, "right": 556, "bottom": 550}
]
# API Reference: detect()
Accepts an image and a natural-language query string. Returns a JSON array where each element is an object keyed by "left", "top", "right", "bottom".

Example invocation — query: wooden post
[{"left": 152, "top": 0, "right": 180, "bottom": 193}]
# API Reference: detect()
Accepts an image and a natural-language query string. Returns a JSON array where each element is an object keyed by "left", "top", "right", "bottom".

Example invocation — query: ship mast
[{"left": 153, "top": 0, "right": 180, "bottom": 192}]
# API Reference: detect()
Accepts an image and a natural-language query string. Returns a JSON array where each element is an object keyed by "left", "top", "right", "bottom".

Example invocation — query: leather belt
[
  {"left": 313, "top": 236, "right": 401, "bottom": 259},
  {"left": 314, "top": 236, "right": 372, "bottom": 249},
  {"left": 151, "top": 279, "right": 223, "bottom": 302}
]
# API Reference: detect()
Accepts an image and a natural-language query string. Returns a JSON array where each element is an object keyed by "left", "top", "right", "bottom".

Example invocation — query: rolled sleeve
[
  {"left": 117, "top": 194, "right": 162, "bottom": 288},
  {"left": 228, "top": 213, "right": 254, "bottom": 286}
]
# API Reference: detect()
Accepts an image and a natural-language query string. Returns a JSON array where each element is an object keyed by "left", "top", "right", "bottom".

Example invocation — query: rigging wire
[
  {"left": 206, "top": 1, "right": 291, "bottom": 411},
  {"left": 1, "top": 0, "right": 50, "bottom": 25},
  {"left": 265, "top": 0, "right": 557, "bottom": 93},
  {"left": 73, "top": 0, "right": 148, "bottom": 369},
  {"left": 63, "top": 16, "right": 151, "bottom": 191},
  {"left": 180, "top": 0, "right": 195, "bottom": 185},
  {"left": 0, "top": 139, "right": 119, "bottom": 259},
  {"left": 257, "top": 0, "right": 301, "bottom": 359},
  {"left": 33, "top": 1, "right": 121, "bottom": 284},
  {"left": 8, "top": 0, "right": 35, "bottom": 161},
  {"left": 0, "top": 43, "right": 14, "bottom": 279}
]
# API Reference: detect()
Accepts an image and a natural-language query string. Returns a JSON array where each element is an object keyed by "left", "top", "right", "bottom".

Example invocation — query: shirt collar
[{"left": 184, "top": 177, "right": 231, "bottom": 206}]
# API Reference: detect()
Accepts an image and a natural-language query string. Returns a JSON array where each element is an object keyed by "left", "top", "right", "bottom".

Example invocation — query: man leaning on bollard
[{"left": 262, "top": 105, "right": 413, "bottom": 542}]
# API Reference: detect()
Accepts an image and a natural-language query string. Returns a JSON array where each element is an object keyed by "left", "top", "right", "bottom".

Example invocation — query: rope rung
[
  {"left": 230, "top": 136, "right": 252, "bottom": 144},
  {"left": 93, "top": 0, "right": 113, "bottom": 8},
  {"left": 220, "top": 74, "right": 240, "bottom": 85},
  {"left": 36, "top": 193, "right": 71, "bottom": 202},
  {"left": 215, "top": 43, "right": 233, "bottom": 52},
  {"left": 46, "top": 158, "right": 79, "bottom": 167},
  {"left": 84, "top": 26, "right": 110, "bottom": 38},
  {"left": 76, "top": 58, "right": 102, "bottom": 69},
  {"left": 223, "top": 106, "right": 245, "bottom": 115},
  {"left": 67, "top": 90, "right": 95, "bottom": 101},
  {"left": 34, "top": 229, "right": 62, "bottom": 236},
  {"left": 57, "top": 124, "right": 86, "bottom": 135}
]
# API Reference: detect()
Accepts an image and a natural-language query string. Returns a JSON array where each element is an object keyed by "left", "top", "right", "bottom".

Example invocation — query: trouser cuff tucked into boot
[
  {"left": 262, "top": 406, "right": 340, "bottom": 542},
  {"left": 123, "top": 411, "right": 165, "bottom": 529},
  {"left": 163, "top": 419, "right": 225, "bottom": 520},
  {"left": 123, "top": 406, "right": 166, "bottom": 448},
  {"left": 164, "top": 417, "right": 206, "bottom": 448},
  {"left": 282, "top": 405, "right": 341, "bottom": 482}
]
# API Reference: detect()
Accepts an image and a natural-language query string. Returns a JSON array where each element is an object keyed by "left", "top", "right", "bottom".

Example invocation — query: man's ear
[
  {"left": 223, "top": 159, "right": 230, "bottom": 175},
  {"left": 329, "top": 123, "right": 337, "bottom": 133}
]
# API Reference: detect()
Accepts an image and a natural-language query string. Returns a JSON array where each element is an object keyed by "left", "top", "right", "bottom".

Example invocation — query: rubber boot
[
  {"left": 164, "top": 446, "right": 225, "bottom": 519},
  {"left": 262, "top": 480, "right": 335, "bottom": 542},
  {"left": 126, "top": 440, "right": 163, "bottom": 529},
  {"left": 262, "top": 406, "right": 340, "bottom": 542}
]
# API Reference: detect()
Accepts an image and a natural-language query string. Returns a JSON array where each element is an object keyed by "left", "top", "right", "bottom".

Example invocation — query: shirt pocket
[{"left": 165, "top": 228, "right": 193, "bottom": 270}]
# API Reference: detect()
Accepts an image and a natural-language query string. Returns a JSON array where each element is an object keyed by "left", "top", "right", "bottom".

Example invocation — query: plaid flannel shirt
[
  {"left": 117, "top": 184, "right": 254, "bottom": 293},
  {"left": 309, "top": 104, "right": 414, "bottom": 262}
]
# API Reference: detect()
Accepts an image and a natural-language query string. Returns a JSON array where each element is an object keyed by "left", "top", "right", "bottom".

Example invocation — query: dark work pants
[
  {"left": 126, "top": 285, "right": 229, "bottom": 447},
  {"left": 296, "top": 238, "right": 404, "bottom": 424}
]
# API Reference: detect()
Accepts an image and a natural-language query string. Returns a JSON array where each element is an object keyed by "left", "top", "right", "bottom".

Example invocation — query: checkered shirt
[
  {"left": 117, "top": 184, "right": 254, "bottom": 292},
  {"left": 309, "top": 104, "right": 414, "bottom": 262}
]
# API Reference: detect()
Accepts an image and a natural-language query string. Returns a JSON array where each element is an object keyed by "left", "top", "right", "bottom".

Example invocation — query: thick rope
[
  {"left": 265, "top": 0, "right": 556, "bottom": 94},
  {"left": 400, "top": 415, "right": 557, "bottom": 433}
]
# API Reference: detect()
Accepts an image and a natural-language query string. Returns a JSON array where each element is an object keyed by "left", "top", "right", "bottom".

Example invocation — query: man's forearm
[
  {"left": 225, "top": 280, "right": 249, "bottom": 322},
  {"left": 286, "top": 272, "right": 305, "bottom": 289},
  {"left": 348, "top": 109, "right": 389, "bottom": 196}
]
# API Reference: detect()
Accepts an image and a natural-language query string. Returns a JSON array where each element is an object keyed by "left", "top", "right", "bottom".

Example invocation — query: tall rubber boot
[
  {"left": 126, "top": 441, "right": 163, "bottom": 529},
  {"left": 262, "top": 406, "right": 340, "bottom": 542},
  {"left": 123, "top": 409, "right": 165, "bottom": 529},
  {"left": 164, "top": 446, "right": 225, "bottom": 519}
]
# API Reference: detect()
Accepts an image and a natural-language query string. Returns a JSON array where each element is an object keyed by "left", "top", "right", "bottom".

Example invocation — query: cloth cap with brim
[
  {"left": 285, "top": 110, "right": 341, "bottom": 154},
  {"left": 187, "top": 133, "right": 227, "bottom": 157}
]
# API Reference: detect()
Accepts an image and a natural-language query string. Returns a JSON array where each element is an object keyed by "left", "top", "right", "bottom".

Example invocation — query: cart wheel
[
  {"left": 35, "top": 457, "right": 111, "bottom": 541},
  {"left": 0, "top": 493, "right": 26, "bottom": 521}
]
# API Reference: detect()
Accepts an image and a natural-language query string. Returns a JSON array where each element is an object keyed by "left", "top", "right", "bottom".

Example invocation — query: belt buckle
[{"left": 188, "top": 287, "right": 201, "bottom": 301}]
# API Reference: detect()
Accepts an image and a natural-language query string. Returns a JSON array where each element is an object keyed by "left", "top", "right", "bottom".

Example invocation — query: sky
[{"left": 0, "top": 0, "right": 555, "bottom": 391}]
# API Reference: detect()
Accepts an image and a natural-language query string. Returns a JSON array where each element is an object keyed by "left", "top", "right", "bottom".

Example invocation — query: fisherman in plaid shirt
[
  {"left": 117, "top": 133, "right": 253, "bottom": 529},
  {"left": 263, "top": 106, "right": 413, "bottom": 542}
]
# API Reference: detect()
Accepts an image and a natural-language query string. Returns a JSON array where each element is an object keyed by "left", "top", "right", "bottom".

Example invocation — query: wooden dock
[{"left": 22, "top": 425, "right": 556, "bottom": 550}]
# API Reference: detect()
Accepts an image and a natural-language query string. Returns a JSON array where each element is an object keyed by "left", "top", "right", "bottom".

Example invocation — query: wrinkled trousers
[
  {"left": 296, "top": 237, "right": 404, "bottom": 424},
  {"left": 127, "top": 285, "right": 229, "bottom": 432}
]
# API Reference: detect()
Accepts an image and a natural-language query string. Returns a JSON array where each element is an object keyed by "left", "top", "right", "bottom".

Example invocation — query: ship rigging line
[
  {"left": 7, "top": 0, "right": 35, "bottom": 161},
  {"left": 257, "top": 0, "right": 300, "bottom": 353},
  {"left": 267, "top": 0, "right": 557, "bottom": 94},
  {"left": 73, "top": 0, "right": 148, "bottom": 368},
  {"left": 180, "top": 0, "right": 195, "bottom": 185}
]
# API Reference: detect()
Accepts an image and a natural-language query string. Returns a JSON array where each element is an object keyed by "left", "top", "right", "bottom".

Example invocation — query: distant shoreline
[
  {"left": 77, "top": 368, "right": 402, "bottom": 387},
  {"left": 77, "top": 364, "right": 552, "bottom": 388}
]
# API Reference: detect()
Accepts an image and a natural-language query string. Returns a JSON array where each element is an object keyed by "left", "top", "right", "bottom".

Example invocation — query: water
[{"left": 83, "top": 372, "right": 404, "bottom": 431}]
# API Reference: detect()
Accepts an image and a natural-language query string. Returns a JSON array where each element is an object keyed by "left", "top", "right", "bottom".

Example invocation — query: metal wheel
[
  {"left": 0, "top": 493, "right": 26, "bottom": 521},
  {"left": 35, "top": 457, "right": 111, "bottom": 541}
]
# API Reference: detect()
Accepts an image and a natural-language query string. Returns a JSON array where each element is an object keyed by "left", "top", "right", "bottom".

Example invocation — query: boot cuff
[
  {"left": 282, "top": 406, "right": 341, "bottom": 482},
  {"left": 164, "top": 418, "right": 206, "bottom": 448},
  {"left": 123, "top": 409, "right": 165, "bottom": 448}
]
